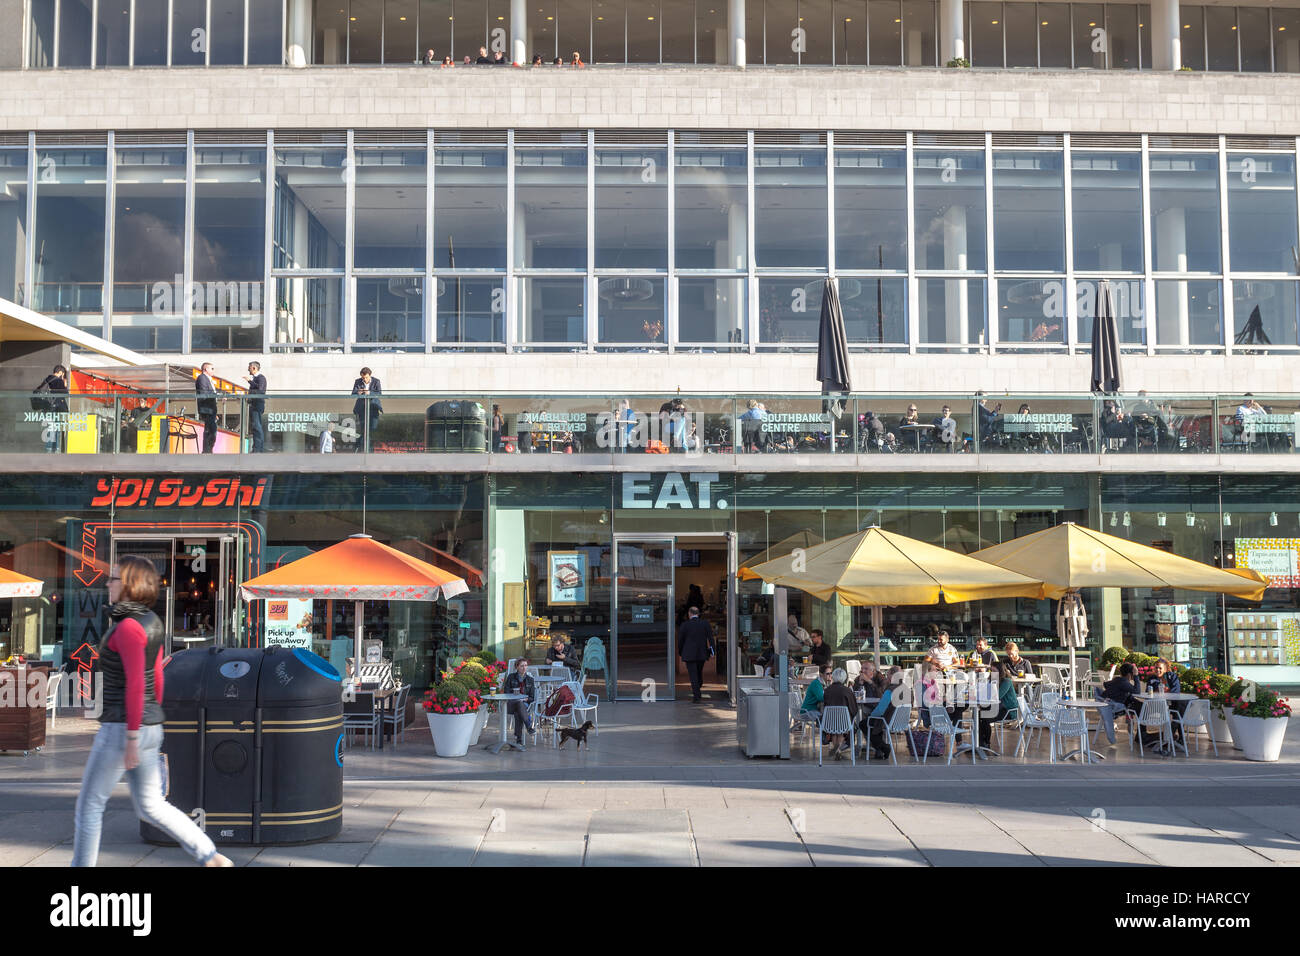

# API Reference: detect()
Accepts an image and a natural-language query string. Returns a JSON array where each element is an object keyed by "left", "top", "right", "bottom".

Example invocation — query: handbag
[{"left": 30, "top": 384, "right": 51, "bottom": 412}]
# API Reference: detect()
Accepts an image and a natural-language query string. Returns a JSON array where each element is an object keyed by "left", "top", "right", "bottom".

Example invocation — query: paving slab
[
  {"left": 471, "top": 840, "right": 587, "bottom": 866},
  {"left": 585, "top": 833, "right": 697, "bottom": 867},
  {"left": 587, "top": 809, "right": 690, "bottom": 834},
  {"left": 693, "top": 837, "right": 811, "bottom": 866},
  {"left": 360, "top": 831, "right": 483, "bottom": 866},
  {"left": 248, "top": 842, "right": 375, "bottom": 866}
]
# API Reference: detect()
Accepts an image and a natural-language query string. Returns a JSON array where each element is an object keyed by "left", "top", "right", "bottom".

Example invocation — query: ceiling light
[
  {"left": 1122, "top": 512, "right": 1131, "bottom": 527},
  {"left": 1157, "top": 512, "right": 1167, "bottom": 527},
  {"left": 1186, "top": 512, "right": 1196, "bottom": 527},
  {"left": 1110, "top": 511, "right": 1117, "bottom": 527},
  {"left": 1270, "top": 512, "right": 1279, "bottom": 526},
  {"left": 1042, "top": 20, "right": 1048, "bottom": 25},
  {"left": 1223, "top": 512, "right": 1232, "bottom": 526}
]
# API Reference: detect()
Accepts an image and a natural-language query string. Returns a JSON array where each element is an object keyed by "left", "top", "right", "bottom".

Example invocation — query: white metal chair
[
  {"left": 818, "top": 705, "right": 855, "bottom": 766},
  {"left": 1128, "top": 697, "right": 1174, "bottom": 756},
  {"left": 564, "top": 680, "right": 599, "bottom": 733},
  {"left": 1051, "top": 706, "right": 1091, "bottom": 764},
  {"left": 1016, "top": 691, "right": 1060, "bottom": 756},
  {"left": 799, "top": 665, "right": 819, "bottom": 679},
  {"left": 45, "top": 671, "right": 62, "bottom": 730},
  {"left": 845, "top": 660, "right": 862, "bottom": 682},
  {"left": 537, "top": 688, "right": 574, "bottom": 747},
  {"left": 1169, "top": 698, "right": 1216, "bottom": 756},
  {"left": 867, "top": 703, "right": 915, "bottom": 765},
  {"left": 342, "top": 690, "right": 380, "bottom": 749},
  {"left": 986, "top": 701, "right": 1021, "bottom": 754},
  {"left": 380, "top": 683, "right": 410, "bottom": 746},
  {"left": 790, "top": 690, "right": 819, "bottom": 747},
  {"left": 923, "top": 706, "right": 965, "bottom": 765}
]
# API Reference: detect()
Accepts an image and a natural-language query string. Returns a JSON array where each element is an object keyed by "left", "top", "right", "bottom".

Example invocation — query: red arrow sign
[
  {"left": 74, "top": 564, "right": 104, "bottom": 587},
  {"left": 70, "top": 642, "right": 99, "bottom": 702}
]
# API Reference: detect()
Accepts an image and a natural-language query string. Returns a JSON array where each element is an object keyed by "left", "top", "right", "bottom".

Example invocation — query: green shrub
[
  {"left": 1209, "top": 672, "right": 1234, "bottom": 696},
  {"left": 1099, "top": 647, "right": 1129, "bottom": 669},
  {"left": 1125, "top": 651, "right": 1155, "bottom": 667},
  {"left": 473, "top": 650, "right": 498, "bottom": 665},
  {"left": 1181, "top": 667, "right": 1212, "bottom": 689}
]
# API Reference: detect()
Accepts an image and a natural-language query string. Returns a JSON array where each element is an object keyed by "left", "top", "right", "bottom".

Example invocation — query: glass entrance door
[
  {"left": 108, "top": 538, "right": 175, "bottom": 654},
  {"left": 612, "top": 538, "right": 675, "bottom": 701},
  {"left": 110, "top": 535, "right": 240, "bottom": 652}
]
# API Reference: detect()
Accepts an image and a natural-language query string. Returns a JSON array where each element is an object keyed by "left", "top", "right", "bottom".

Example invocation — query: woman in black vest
[{"left": 71, "top": 556, "right": 231, "bottom": 867}]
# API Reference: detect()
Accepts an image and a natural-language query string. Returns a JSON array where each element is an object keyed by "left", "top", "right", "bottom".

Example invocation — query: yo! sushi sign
[{"left": 264, "top": 598, "right": 314, "bottom": 650}]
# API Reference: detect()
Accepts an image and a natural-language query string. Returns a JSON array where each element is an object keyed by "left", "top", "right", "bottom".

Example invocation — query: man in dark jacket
[
  {"left": 808, "top": 629, "right": 832, "bottom": 670},
  {"left": 502, "top": 658, "right": 537, "bottom": 747},
  {"left": 351, "top": 367, "right": 383, "bottom": 451},
  {"left": 244, "top": 361, "right": 267, "bottom": 453},
  {"left": 195, "top": 362, "right": 218, "bottom": 453},
  {"left": 34, "top": 364, "right": 69, "bottom": 453},
  {"left": 1096, "top": 662, "right": 1141, "bottom": 744},
  {"left": 677, "top": 607, "right": 715, "bottom": 703}
]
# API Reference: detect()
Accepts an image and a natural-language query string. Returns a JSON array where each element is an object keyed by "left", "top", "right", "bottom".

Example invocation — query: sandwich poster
[{"left": 547, "top": 550, "right": 588, "bottom": 606}]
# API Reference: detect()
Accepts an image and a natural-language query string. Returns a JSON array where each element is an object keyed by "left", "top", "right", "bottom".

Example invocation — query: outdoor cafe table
[
  {"left": 482, "top": 692, "right": 527, "bottom": 754},
  {"left": 1058, "top": 699, "right": 1108, "bottom": 762},
  {"left": 937, "top": 677, "right": 999, "bottom": 759},
  {"left": 1134, "top": 692, "right": 1199, "bottom": 702},
  {"left": 898, "top": 423, "right": 931, "bottom": 451}
]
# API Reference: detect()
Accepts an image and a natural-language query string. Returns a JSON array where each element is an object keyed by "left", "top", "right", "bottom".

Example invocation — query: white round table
[
  {"left": 481, "top": 693, "right": 527, "bottom": 754},
  {"left": 1058, "top": 699, "right": 1107, "bottom": 762}
]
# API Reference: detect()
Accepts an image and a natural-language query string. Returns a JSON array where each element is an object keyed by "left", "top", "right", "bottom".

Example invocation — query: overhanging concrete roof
[{"left": 0, "top": 296, "right": 150, "bottom": 366}]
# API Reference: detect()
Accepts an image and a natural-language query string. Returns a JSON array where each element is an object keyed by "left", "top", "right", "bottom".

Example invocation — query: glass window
[
  {"left": 418, "top": 0, "right": 452, "bottom": 60},
  {"left": 597, "top": 275, "right": 666, "bottom": 343},
  {"left": 172, "top": 0, "right": 208, "bottom": 65},
  {"left": 32, "top": 148, "right": 106, "bottom": 328},
  {"left": 349, "top": 0, "right": 383, "bottom": 61},
  {"left": 29, "top": 0, "right": 55, "bottom": 67},
  {"left": 273, "top": 147, "right": 346, "bottom": 270},
  {"left": 902, "top": 0, "right": 934, "bottom": 64},
  {"left": 314, "top": 0, "right": 348, "bottom": 62},
  {"left": 211, "top": 0, "right": 246, "bottom": 64},
  {"left": 385, "top": 0, "right": 418, "bottom": 62},
  {"left": 1275, "top": 9, "right": 1300, "bottom": 73},
  {"left": 674, "top": 148, "right": 747, "bottom": 270},
  {"left": 1205, "top": 5, "right": 1236, "bottom": 70},
  {"left": 662, "top": 0, "right": 694, "bottom": 60},
  {"left": 1003, "top": 2, "right": 1035, "bottom": 66},
  {"left": 518, "top": 276, "right": 586, "bottom": 344},
  {"left": 678, "top": 277, "right": 747, "bottom": 345},
  {"left": 58, "top": 0, "right": 94, "bottom": 66},
  {"left": 766, "top": 0, "right": 797, "bottom": 62},
  {"left": 969, "top": 0, "right": 1002, "bottom": 66},
  {"left": 249, "top": 0, "right": 285, "bottom": 63},
  {"left": 696, "top": 0, "right": 728, "bottom": 63},
  {"left": 1239, "top": 5, "right": 1270, "bottom": 72},
  {"left": 97, "top": 1, "right": 132, "bottom": 65},
  {"left": 754, "top": 149, "right": 827, "bottom": 269},
  {"left": 556, "top": 0, "right": 590, "bottom": 62},
  {"left": 1071, "top": 150, "right": 1143, "bottom": 273},
  {"left": 745, "top": 0, "right": 763, "bottom": 62},
  {"left": 917, "top": 277, "right": 987, "bottom": 348},
  {"left": 1073, "top": 3, "right": 1104, "bottom": 67},
  {"left": 993, "top": 150, "right": 1064, "bottom": 272},
  {"left": 913, "top": 149, "right": 987, "bottom": 271},
  {"left": 834, "top": 0, "right": 867, "bottom": 63},
  {"left": 1227, "top": 154, "right": 1297, "bottom": 273},
  {"left": 834, "top": 149, "right": 906, "bottom": 271},
  {"left": 1139, "top": 3, "right": 1150, "bottom": 68},
  {"left": 842, "top": 276, "right": 906, "bottom": 343},
  {"left": 514, "top": 148, "right": 587, "bottom": 269},
  {"left": 1180, "top": 4, "right": 1204, "bottom": 70},
  {"left": 437, "top": 275, "right": 505, "bottom": 344},
  {"left": 1037, "top": 2, "right": 1070, "bottom": 66},
  {"left": 0, "top": 150, "right": 28, "bottom": 304},
  {"left": 758, "top": 277, "right": 823, "bottom": 345},
  {"left": 434, "top": 147, "right": 506, "bottom": 269},
  {"left": 802, "top": 0, "right": 834, "bottom": 62},
  {"left": 1077, "top": 278, "right": 1146, "bottom": 345},
  {"left": 1149, "top": 151, "right": 1220, "bottom": 273},
  {"left": 1232, "top": 280, "right": 1299, "bottom": 347},
  {"left": 595, "top": 149, "right": 668, "bottom": 269},
  {"left": 112, "top": 149, "right": 186, "bottom": 352},
  {"left": 870, "top": 0, "right": 903, "bottom": 64},
  {"left": 356, "top": 276, "right": 424, "bottom": 346},
  {"left": 997, "top": 277, "right": 1065, "bottom": 344},
  {"left": 489, "top": 0, "right": 512, "bottom": 56},
  {"left": 274, "top": 275, "right": 343, "bottom": 348},
  {"left": 593, "top": 0, "right": 624, "bottom": 61},
  {"left": 134, "top": 0, "right": 169, "bottom": 65},
  {"left": 627, "top": 0, "right": 660, "bottom": 60},
  {"left": 1107, "top": 2, "right": 1138, "bottom": 69},
  {"left": 1154, "top": 278, "right": 1221, "bottom": 346},
  {"left": 354, "top": 148, "right": 427, "bottom": 270},
  {"left": 193, "top": 147, "right": 267, "bottom": 351}
]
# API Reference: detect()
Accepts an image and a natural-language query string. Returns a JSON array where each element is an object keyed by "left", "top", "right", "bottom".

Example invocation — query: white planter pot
[
  {"left": 427, "top": 711, "right": 478, "bottom": 757},
  {"left": 471, "top": 706, "right": 490, "bottom": 745},
  {"left": 1228, "top": 713, "right": 1288, "bottom": 762},
  {"left": 1210, "top": 711, "right": 1235, "bottom": 749}
]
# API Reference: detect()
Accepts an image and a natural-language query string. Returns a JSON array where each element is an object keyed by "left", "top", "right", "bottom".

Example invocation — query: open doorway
[{"left": 670, "top": 538, "right": 731, "bottom": 701}]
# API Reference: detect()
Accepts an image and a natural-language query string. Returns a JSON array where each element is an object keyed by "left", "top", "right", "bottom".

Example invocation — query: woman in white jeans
[{"left": 72, "top": 556, "right": 231, "bottom": 867}]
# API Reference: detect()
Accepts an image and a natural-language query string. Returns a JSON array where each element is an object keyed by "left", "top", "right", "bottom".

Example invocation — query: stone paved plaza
[{"left": 4, "top": 701, "right": 1300, "bottom": 867}]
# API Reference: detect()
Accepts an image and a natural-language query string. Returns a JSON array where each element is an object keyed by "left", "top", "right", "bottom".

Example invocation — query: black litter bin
[
  {"left": 425, "top": 400, "right": 488, "bottom": 452},
  {"left": 142, "top": 646, "right": 344, "bottom": 846}
]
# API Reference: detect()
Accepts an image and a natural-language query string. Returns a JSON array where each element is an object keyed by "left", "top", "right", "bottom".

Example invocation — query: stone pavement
[{"left": 4, "top": 699, "right": 1300, "bottom": 866}]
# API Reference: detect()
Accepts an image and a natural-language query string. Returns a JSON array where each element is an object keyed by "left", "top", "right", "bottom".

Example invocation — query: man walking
[
  {"left": 677, "top": 606, "right": 715, "bottom": 703},
  {"left": 351, "top": 367, "right": 383, "bottom": 452},
  {"left": 195, "top": 362, "right": 218, "bottom": 453},
  {"left": 244, "top": 361, "right": 267, "bottom": 453}
]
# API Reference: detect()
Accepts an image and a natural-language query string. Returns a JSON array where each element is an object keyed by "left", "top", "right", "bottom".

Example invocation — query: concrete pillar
[
  {"left": 1155, "top": 206, "right": 1189, "bottom": 344},
  {"left": 942, "top": 205, "right": 969, "bottom": 344},
  {"left": 940, "top": 0, "right": 965, "bottom": 62},
  {"left": 511, "top": 0, "right": 527, "bottom": 65},
  {"left": 287, "top": 0, "right": 311, "bottom": 67},
  {"left": 730, "top": 0, "right": 746, "bottom": 67},
  {"left": 0, "top": 0, "right": 24, "bottom": 68},
  {"left": 1150, "top": 0, "right": 1180, "bottom": 71},
  {"left": 1100, "top": 587, "right": 1125, "bottom": 655}
]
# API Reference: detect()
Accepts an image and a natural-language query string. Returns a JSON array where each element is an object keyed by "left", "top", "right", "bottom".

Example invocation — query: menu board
[
  {"left": 547, "top": 550, "right": 588, "bottom": 606},
  {"left": 1235, "top": 538, "right": 1300, "bottom": 589}
]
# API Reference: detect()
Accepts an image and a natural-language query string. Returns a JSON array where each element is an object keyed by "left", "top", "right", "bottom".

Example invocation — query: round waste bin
[
  {"left": 142, "top": 645, "right": 343, "bottom": 846},
  {"left": 425, "top": 400, "right": 487, "bottom": 452}
]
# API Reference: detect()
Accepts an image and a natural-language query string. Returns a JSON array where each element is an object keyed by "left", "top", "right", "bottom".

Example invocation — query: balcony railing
[{"left": 9, "top": 392, "right": 1300, "bottom": 457}]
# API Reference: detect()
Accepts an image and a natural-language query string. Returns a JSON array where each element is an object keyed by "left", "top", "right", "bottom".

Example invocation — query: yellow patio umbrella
[
  {"left": 972, "top": 522, "right": 1267, "bottom": 691},
  {"left": 736, "top": 529, "right": 823, "bottom": 579},
  {"left": 740, "top": 526, "right": 1047, "bottom": 664}
]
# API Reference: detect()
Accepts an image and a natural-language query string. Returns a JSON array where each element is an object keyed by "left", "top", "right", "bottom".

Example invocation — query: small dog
[{"left": 557, "top": 721, "right": 595, "bottom": 750}]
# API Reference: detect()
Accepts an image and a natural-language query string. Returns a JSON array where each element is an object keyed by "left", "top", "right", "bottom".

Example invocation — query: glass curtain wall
[
  {"left": 0, "top": 150, "right": 28, "bottom": 307},
  {"left": 434, "top": 143, "right": 507, "bottom": 345},
  {"left": 111, "top": 147, "right": 187, "bottom": 351},
  {"left": 192, "top": 146, "right": 267, "bottom": 350}
]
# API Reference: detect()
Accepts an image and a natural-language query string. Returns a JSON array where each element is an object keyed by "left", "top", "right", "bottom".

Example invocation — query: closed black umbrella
[
  {"left": 1090, "top": 279, "right": 1122, "bottom": 394},
  {"left": 816, "top": 278, "right": 852, "bottom": 394}
]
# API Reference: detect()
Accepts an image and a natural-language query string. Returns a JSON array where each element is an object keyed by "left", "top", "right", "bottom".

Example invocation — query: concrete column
[
  {"left": 1155, "top": 206, "right": 1189, "bottom": 344},
  {"left": 287, "top": 0, "right": 311, "bottom": 67},
  {"left": 0, "top": 0, "right": 24, "bottom": 68},
  {"left": 942, "top": 205, "right": 969, "bottom": 344},
  {"left": 1150, "top": 0, "right": 1180, "bottom": 71},
  {"left": 940, "top": 0, "right": 965, "bottom": 62},
  {"left": 730, "top": 0, "right": 746, "bottom": 67},
  {"left": 1100, "top": 588, "right": 1125, "bottom": 654},
  {"left": 511, "top": 0, "right": 527, "bottom": 66}
]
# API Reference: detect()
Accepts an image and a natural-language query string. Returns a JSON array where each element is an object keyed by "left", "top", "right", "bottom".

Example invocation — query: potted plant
[
  {"left": 1185, "top": 669, "right": 1236, "bottom": 747},
  {"left": 946, "top": 56, "right": 971, "bottom": 68},
  {"left": 445, "top": 658, "right": 504, "bottom": 744},
  {"left": 1225, "top": 680, "right": 1291, "bottom": 761},
  {"left": 423, "top": 679, "right": 482, "bottom": 757}
]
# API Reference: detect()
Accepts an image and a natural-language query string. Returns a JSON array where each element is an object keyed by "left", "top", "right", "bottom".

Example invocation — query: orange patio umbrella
[
  {"left": 239, "top": 534, "right": 469, "bottom": 679},
  {"left": 0, "top": 566, "right": 44, "bottom": 599}
]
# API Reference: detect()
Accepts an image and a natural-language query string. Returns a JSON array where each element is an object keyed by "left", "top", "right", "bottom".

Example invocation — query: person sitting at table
[
  {"left": 973, "top": 663, "right": 1021, "bottom": 753},
  {"left": 1146, "top": 657, "right": 1186, "bottom": 744},
  {"left": 971, "top": 635, "right": 997, "bottom": 668},
  {"left": 502, "top": 658, "right": 537, "bottom": 747},
  {"left": 864, "top": 678, "right": 901, "bottom": 759},
  {"left": 1002, "top": 642, "right": 1034, "bottom": 678},
  {"left": 808, "top": 629, "right": 832, "bottom": 670},
  {"left": 822, "top": 667, "right": 859, "bottom": 760},
  {"left": 918, "top": 659, "right": 950, "bottom": 729},
  {"left": 739, "top": 399, "right": 767, "bottom": 452},
  {"left": 786, "top": 614, "right": 812, "bottom": 653},
  {"left": 853, "top": 661, "right": 886, "bottom": 698},
  {"left": 800, "top": 666, "right": 831, "bottom": 721},
  {"left": 755, "top": 640, "right": 778, "bottom": 676},
  {"left": 975, "top": 392, "right": 1003, "bottom": 447},
  {"left": 546, "top": 636, "right": 582, "bottom": 679},
  {"left": 924, "top": 630, "right": 958, "bottom": 669},
  {"left": 898, "top": 403, "right": 921, "bottom": 430},
  {"left": 1101, "top": 400, "right": 1138, "bottom": 451},
  {"left": 1096, "top": 662, "right": 1142, "bottom": 746},
  {"left": 931, "top": 404, "right": 958, "bottom": 452}
]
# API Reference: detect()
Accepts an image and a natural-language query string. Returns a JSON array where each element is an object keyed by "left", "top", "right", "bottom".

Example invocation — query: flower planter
[
  {"left": 1228, "top": 713, "right": 1287, "bottom": 762},
  {"left": 470, "top": 706, "right": 491, "bottom": 745},
  {"left": 1210, "top": 711, "right": 1235, "bottom": 749},
  {"left": 427, "top": 711, "right": 478, "bottom": 757}
]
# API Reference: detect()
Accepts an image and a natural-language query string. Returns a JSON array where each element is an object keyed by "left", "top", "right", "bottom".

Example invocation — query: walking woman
[{"left": 72, "top": 556, "right": 231, "bottom": 867}]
